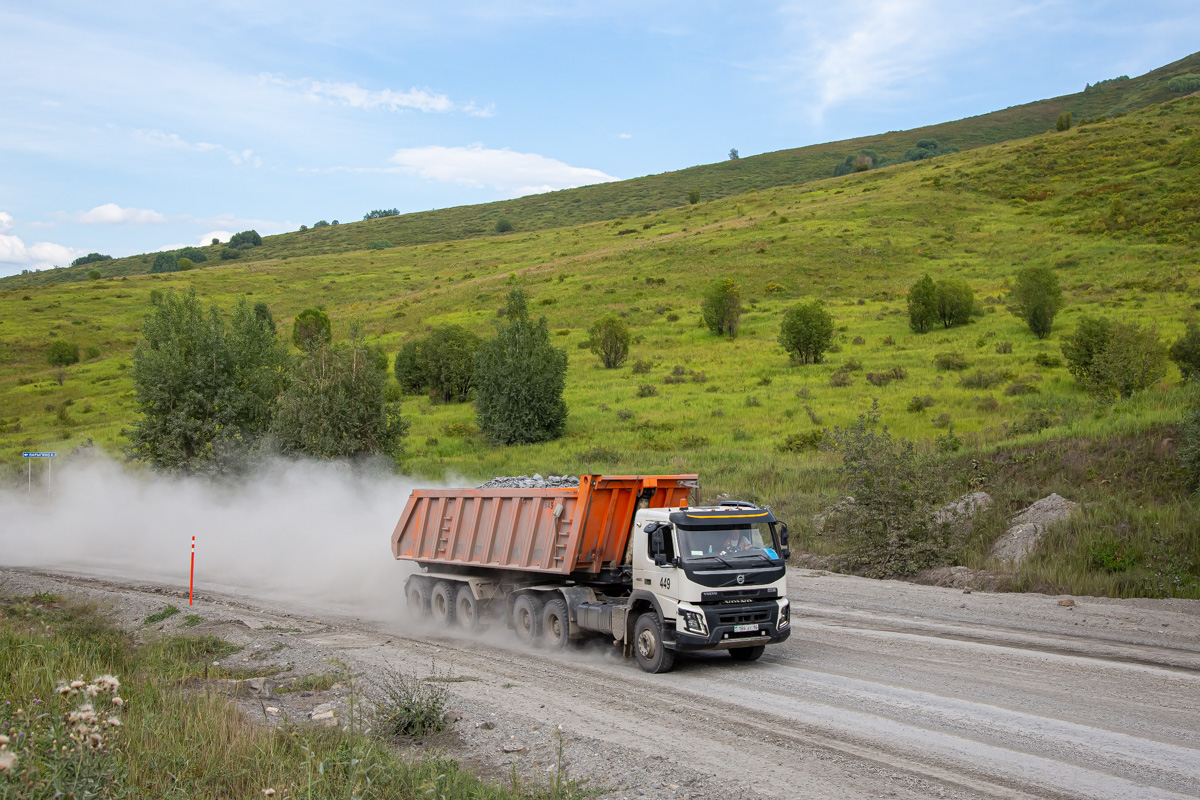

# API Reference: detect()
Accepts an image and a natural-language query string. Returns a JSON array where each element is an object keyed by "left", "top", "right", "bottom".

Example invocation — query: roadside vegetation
[
  {"left": 0, "top": 591, "right": 582, "bottom": 799},
  {"left": 2, "top": 92, "right": 1200, "bottom": 598}
]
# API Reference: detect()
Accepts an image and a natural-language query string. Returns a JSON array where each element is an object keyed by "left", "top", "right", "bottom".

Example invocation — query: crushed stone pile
[{"left": 477, "top": 474, "right": 580, "bottom": 489}]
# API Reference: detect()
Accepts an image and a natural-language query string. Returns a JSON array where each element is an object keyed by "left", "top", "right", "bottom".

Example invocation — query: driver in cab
[{"left": 719, "top": 530, "right": 750, "bottom": 555}]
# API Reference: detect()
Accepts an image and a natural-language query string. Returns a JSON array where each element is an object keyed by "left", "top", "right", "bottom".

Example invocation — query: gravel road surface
[{"left": 2, "top": 566, "right": 1197, "bottom": 800}]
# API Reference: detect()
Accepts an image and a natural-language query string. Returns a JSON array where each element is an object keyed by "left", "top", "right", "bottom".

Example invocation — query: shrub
[
  {"left": 442, "top": 421, "right": 477, "bottom": 437},
  {"left": 292, "top": 308, "right": 332, "bottom": 352},
  {"left": 1169, "top": 324, "right": 1200, "bottom": 381},
  {"left": 778, "top": 300, "right": 835, "bottom": 365},
  {"left": 687, "top": 190, "right": 700, "bottom": 205},
  {"left": 841, "top": 358, "right": 864, "bottom": 372},
  {"left": 313, "top": 220, "right": 330, "bottom": 228},
  {"left": 975, "top": 395, "right": 1000, "bottom": 411},
  {"left": 1012, "top": 408, "right": 1055, "bottom": 435},
  {"left": 933, "top": 352, "right": 970, "bottom": 371},
  {"left": 1180, "top": 393, "right": 1200, "bottom": 493},
  {"left": 176, "top": 257, "right": 195, "bottom": 271},
  {"left": 932, "top": 412, "right": 952, "bottom": 428},
  {"left": 1064, "top": 316, "right": 1168, "bottom": 398},
  {"left": 907, "top": 274, "right": 938, "bottom": 333},
  {"left": 766, "top": 282, "right": 787, "bottom": 294},
  {"left": 47, "top": 340, "right": 80, "bottom": 366},
  {"left": 906, "top": 395, "right": 935, "bottom": 412},
  {"left": 393, "top": 339, "right": 427, "bottom": 394},
  {"left": 589, "top": 315, "right": 631, "bottom": 368},
  {"left": 701, "top": 278, "right": 742, "bottom": 338},
  {"left": 474, "top": 289, "right": 569, "bottom": 444},
  {"left": 825, "top": 403, "right": 961, "bottom": 577},
  {"left": 1005, "top": 379, "right": 1040, "bottom": 396},
  {"left": 959, "top": 370, "right": 1007, "bottom": 389},
  {"left": 70, "top": 252, "right": 113, "bottom": 267},
  {"left": 1011, "top": 266, "right": 1064, "bottom": 339},
  {"left": 494, "top": 218, "right": 514, "bottom": 233},
  {"left": 252, "top": 302, "right": 275, "bottom": 334},
  {"left": 228, "top": 229, "right": 262, "bottom": 248},
  {"left": 177, "top": 246, "right": 207, "bottom": 264},
  {"left": 83, "top": 345, "right": 101, "bottom": 360},
  {"left": 1167, "top": 74, "right": 1200, "bottom": 93},
  {"left": 1056, "top": 111, "right": 1073, "bottom": 131},
  {"left": 150, "top": 252, "right": 178, "bottom": 273},
  {"left": 744, "top": 395, "right": 761, "bottom": 407},
  {"left": 852, "top": 336, "right": 865, "bottom": 345},
  {"left": 778, "top": 430, "right": 824, "bottom": 453},
  {"left": 1034, "top": 352, "right": 1063, "bottom": 368},
  {"left": 830, "top": 370, "right": 853, "bottom": 387},
  {"left": 371, "top": 667, "right": 448, "bottom": 738},
  {"left": 865, "top": 372, "right": 892, "bottom": 387},
  {"left": 995, "top": 341, "right": 1013, "bottom": 354},
  {"left": 934, "top": 278, "right": 974, "bottom": 329},
  {"left": 420, "top": 325, "right": 483, "bottom": 402},
  {"left": 666, "top": 312, "right": 680, "bottom": 322},
  {"left": 219, "top": 247, "right": 241, "bottom": 260},
  {"left": 86, "top": 268, "right": 102, "bottom": 280},
  {"left": 636, "top": 384, "right": 658, "bottom": 398},
  {"left": 367, "top": 239, "right": 393, "bottom": 250},
  {"left": 631, "top": 359, "right": 652, "bottom": 374}
]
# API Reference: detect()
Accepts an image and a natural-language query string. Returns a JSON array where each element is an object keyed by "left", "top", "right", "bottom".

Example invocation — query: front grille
[{"left": 716, "top": 608, "right": 772, "bottom": 625}]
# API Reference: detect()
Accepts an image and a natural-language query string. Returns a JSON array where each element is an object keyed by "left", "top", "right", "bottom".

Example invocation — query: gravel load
[{"left": 476, "top": 474, "right": 580, "bottom": 489}]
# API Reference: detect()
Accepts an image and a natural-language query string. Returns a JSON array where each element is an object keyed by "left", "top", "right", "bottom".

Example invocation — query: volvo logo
[{"left": 736, "top": 574, "right": 745, "bottom": 585}]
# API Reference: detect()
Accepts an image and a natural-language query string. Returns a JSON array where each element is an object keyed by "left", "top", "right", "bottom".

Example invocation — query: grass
[
  {"left": 143, "top": 605, "right": 180, "bottom": 625},
  {"left": 4, "top": 51, "right": 1199, "bottom": 291},
  {"left": 0, "top": 591, "right": 584, "bottom": 799}
]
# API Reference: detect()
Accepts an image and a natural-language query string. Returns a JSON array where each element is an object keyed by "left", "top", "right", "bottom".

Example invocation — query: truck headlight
[
  {"left": 679, "top": 608, "right": 708, "bottom": 636},
  {"left": 777, "top": 599, "right": 790, "bottom": 630}
]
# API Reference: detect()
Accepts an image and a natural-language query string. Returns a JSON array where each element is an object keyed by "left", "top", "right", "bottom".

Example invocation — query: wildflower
[
  {"left": 70, "top": 681, "right": 84, "bottom": 690},
  {"left": 0, "top": 750, "right": 16, "bottom": 773},
  {"left": 107, "top": 718, "right": 121, "bottom": 728},
  {"left": 263, "top": 789, "right": 277, "bottom": 797},
  {"left": 112, "top": 697, "right": 124, "bottom": 707}
]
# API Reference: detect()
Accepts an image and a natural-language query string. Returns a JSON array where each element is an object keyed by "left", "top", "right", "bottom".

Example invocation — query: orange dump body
[{"left": 391, "top": 475, "right": 697, "bottom": 576}]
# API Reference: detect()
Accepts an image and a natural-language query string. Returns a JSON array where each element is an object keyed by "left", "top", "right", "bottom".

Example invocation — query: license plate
[{"left": 733, "top": 624, "right": 759, "bottom": 633}]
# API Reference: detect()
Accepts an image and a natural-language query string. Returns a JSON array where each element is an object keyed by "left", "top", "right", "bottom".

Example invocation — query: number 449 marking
[{"left": 659, "top": 577, "right": 670, "bottom": 589}]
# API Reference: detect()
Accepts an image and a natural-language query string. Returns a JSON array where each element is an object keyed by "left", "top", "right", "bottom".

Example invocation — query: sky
[{"left": 2, "top": 0, "right": 1198, "bottom": 277}]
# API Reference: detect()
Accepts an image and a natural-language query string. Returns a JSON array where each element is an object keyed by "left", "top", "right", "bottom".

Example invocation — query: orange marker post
[{"left": 189, "top": 535, "right": 195, "bottom": 606}]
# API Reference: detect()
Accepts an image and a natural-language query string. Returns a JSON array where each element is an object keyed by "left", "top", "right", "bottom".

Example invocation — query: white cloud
[
  {"left": 75, "top": 203, "right": 167, "bottom": 225},
  {"left": 261, "top": 73, "right": 492, "bottom": 116},
  {"left": 134, "top": 129, "right": 261, "bottom": 167},
  {"left": 0, "top": 212, "right": 13, "bottom": 233},
  {"left": 388, "top": 144, "right": 619, "bottom": 195},
  {"left": 618, "top": 133, "right": 632, "bottom": 139},
  {"left": 0, "top": 233, "right": 81, "bottom": 272},
  {"left": 200, "top": 231, "right": 233, "bottom": 245}
]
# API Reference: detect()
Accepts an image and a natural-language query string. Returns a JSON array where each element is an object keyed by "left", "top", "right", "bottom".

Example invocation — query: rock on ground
[
  {"left": 991, "top": 493, "right": 1080, "bottom": 566},
  {"left": 477, "top": 475, "right": 580, "bottom": 489},
  {"left": 935, "top": 491, "right": 993, "bottom": 527}
]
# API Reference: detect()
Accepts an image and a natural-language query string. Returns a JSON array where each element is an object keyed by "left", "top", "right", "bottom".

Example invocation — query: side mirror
[
  {"left": 651, "top": 528, "right": 664, "bottom": 555},
  {"left": 654, "top": 553, "right": 668, "bottom": 567},
  {"left": 779, "top": 523, "right": 790, "bottom": 560}
]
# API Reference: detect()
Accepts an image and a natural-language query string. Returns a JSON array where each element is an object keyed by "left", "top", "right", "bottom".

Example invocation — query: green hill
[
  {"left": 5, "top": 50, "right": 1200, "bottom": 290},
  {"left": 3, "top": 93, "right": 1199, "bottom": 598}
]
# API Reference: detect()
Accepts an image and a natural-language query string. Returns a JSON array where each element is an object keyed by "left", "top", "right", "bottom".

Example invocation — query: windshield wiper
[
  {"left": 687, "top": 554, "right": 738, "bottom": 569},
  {"left": 728, "top": 551, "right": 778, "bottom": 564}
]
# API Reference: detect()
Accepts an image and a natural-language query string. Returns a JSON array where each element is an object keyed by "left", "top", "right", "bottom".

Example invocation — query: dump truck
[{"left": 390, "top": 474, "right": 791, "bottom": 673}]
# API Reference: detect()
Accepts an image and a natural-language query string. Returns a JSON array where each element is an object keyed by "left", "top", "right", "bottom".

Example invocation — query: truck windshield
[{"left": 676, "top": 523, "right": 779, "bottom": 562}]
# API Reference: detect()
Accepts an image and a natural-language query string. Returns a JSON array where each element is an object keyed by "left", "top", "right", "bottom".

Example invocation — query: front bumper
[{"left": 671, "top": 599, "right": 790, "bottom": 651}]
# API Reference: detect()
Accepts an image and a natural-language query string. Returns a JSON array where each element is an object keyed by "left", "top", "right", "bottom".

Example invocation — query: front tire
[
  {"left": 430, "top": 581, "right": 458, "bottom": 627},
  {"left": 512, "top": 594, "right": 545, "bottom": 646},
  {"left": 729, "top": 645, "right": 766, "bottom": 662},
  {"left": 406, "top": 579, "right": 431, "bottom": 620},
  {"left": 542, "top": 598, "right": 570, "bottom": 649},
  {"left": 633, "top": 612, "right": 675, "bottom": 674}
]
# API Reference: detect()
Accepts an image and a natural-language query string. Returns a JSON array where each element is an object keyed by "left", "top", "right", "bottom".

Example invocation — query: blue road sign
[{"left": 22, "top": 452, "right": 57, "bottom": 458}]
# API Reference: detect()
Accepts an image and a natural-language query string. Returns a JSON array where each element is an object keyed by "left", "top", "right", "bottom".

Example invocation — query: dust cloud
[{"left": 0, "top": 456, "right": 440, "bottom": 623}]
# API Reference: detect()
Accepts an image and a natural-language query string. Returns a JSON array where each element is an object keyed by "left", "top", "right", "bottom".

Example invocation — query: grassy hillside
[
  {"left": 2, "top": 95, "right": 1198, "bottom": 595},
  {"left": 5, "top": 51, "right": 1199, "bottom": 290}
]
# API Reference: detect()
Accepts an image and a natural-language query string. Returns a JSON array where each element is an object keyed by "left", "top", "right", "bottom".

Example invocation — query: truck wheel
[
  {"left": 634, "top": 612, "right": 675, "bottom": 674},
  {"left": 456, "top": 585, "right": 481, "bottom": 631},
  {"left": 406, "top": 580, "right": 431, "bottom": 619},
  {"left": 729, "top": 645, "right": 766, "bottom": 662},
  {"left": 512, "top": 594, "right": 544, "bottom": 646},
  {"left": 542, "top": 598, "right": 570, "bottom": 649},
  {"left": 430, "top": 581, "right": 458, "bottom": 627}
]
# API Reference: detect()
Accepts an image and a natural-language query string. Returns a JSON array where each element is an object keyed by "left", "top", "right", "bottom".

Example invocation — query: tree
[
  {"left": 934, "top": 278, "right": 974, "bottom": 329},
  {"left": 701, "top": 278, "right": 742, "bottom": 339},
  {"left": 87, "top": 269, "right": 101, "bottom": 280},
  {"left": 687, "top": 190, "right": 700, "bottom": 205},
  {"left": 178, "top": 247, "right": 207, "bottom": 264},
  {"left": 424, "top": 325, "right": 482, "bottom": 402},
  {"left": 494, "top": 218, "right": 513, "bottom": 234},
  {"left": 229, "top": 229, "right": 262, "bottom": 249},
  {"left": 1056, "top": 112, "right": 1073, "bottom": 131},
  {"left": 907, "top": 274, "right": 938, "bottom": 333},
  {"left": 127, "top": 289, "right": 288, "bottom": 472},
  {"left": 177, "top": 257, "right": 195, "bottom": 271},
  {"left": 1095, "top": 322, "right": 1168, "bottom": 399},
  {"left": 1167, "top": 74, "right": 1200, "bottom": 93},
  {"left": 70, "top": 253, "right": 112, "bottom": 267},
  {"left": 363, "top": 208, "right": 399, "bottom": 220},
  {"left": 474, "top": 289, "right": 568, "bottom": 444},
  {"left": 292, "top": 308, "right": 332, "bottom": 352},
  {"left": 1011, "top": 266, "right": 1064, "bottom": 339},
  {"left": 778, "top": 301, "right": 834, "bottom": 365},
  {"left": 211, "top": 238, "right": 220, "bottom": 245},
  {"left": 1061, "top": 315, "right": 1113, "bottom": 388},
  {"left": 46, "top": 340, "right": 80, "bottom": 366},
  {"left": 253, "top": 302, "right": 276, "bottom": 334},
  {"left": 313, "top": 220, "right": 330, "bottom": 228},
  {"left": 270, "top": 339, "right": 407, "bottom": 460},
  {"left": 589, "top": 314, "right": 632, "bottom": 369},
  {"left": 151, "top": 252, "right": 178, "bottom": 273},
  {"left": 1169, "top": 324, "right": 1200, "bottom": 382},
  {"left": 393, "top": 339, "right": 428, "bottom": 395},
  {"left": 728, "top": 148, "right": 739, "bottom": 160}
]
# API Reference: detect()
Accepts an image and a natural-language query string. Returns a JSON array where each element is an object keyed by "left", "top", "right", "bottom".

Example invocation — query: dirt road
[{"left": 3, "top": 566, "right": 1198, "bottom": 800}]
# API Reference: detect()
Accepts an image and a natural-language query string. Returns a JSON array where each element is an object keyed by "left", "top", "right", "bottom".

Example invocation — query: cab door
[{"left": 633, "top": 521, "right": 680, "bottom": 617}]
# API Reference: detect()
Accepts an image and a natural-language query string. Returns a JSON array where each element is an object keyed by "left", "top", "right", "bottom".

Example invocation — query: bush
[
  {"left": 313, "top": 220, "right": 330, "bottom": 228},
  {"left": 1012, "top": 408, "right": 1055, "bottom": 435},
  {"left": 995, "top": 341, "right": 1013, "bottom": 354},
  {"left": 1180, "top": 393, "right": 1200, "bottom": 493},
  {"left": 1056, "top": 111, "right": 1073, "bottom": 131},
  {"left": 1167, "top": 74, "right": 1200, "bottom": 93},
  {"left": 252, "top": 302, "right": 275, "bottom": 334},
  {"left": 1064, "top": 316, "right": 1168, "bottom": 398},
  {"left": 1169, "top": 324, "right": 1200, "bottom": 381},
  {"left": 630, "top": 359, "right": 652, "bottom": 375},
  {"left": 219, "top": 247, "right": 241, "bottom": 260},
  {"left": 176, "top": 258, "right": 195, "bottom": 271},
  {"left": 778, "top": 300, "right": 834, "bottom": 365},
  {"left": 177, "top": 246, "right": 207, "bottom": 264},
  {"left": 906, "top": 395, "right": 935, "bottom": 412},
  {"left": 400, "top": 325, "right": 483, "bottom": 403},
  {"left": 494, "top": 218, "right": 513, "bottom": 234},
  {"left": 1006, "top": 379, "right": 1040, "bottom": 396},
  {"left": 70, "top": 252, "right": 113, "bottom": 267},
  {"left": 830, "top": 370, "right": 853, "bottom": 387},
  {"left": 1034, "top": 352, "right": 1062, "bottom": 368},
  {"left": 474, "top": 289, "right": 569, "bottom": 445},
  {"left": 46, "top": 340, "right": 80, "bottom": 366},
  {"left": 1011, "top": 266, "right": 1064, "bottom": 339},
  {"left": 292, "top": 308, "right": 332, "bottom": 352},
  {"left": 367, "top": 240, "right": 393, "bottom": 250},
  {"left": 959, "top": 370, "right": 1007, "bottom": 389},
  {"left": 87, "top": 269, "right": 102, "bottom": 280},
  {"left": 636, "top": 384, "right": 658, "bottom": 398},
  {"left": 934, "top": 278, "right": 974, "bottom": 329},
  {"left": 933, "top": 352, "right": 970, "bottom": 371},
  {"left": 150, "top": 252, "right": 178, "bottom": 273},
  {"left": 393, "top": 339, "right": 428, "bottom": 394},
  {"left": 701, "top": 278, "right": 742, "bottom": 338},
  {"left": 865, "top": 372, "right": 893, "bottom": 387},
  {"left": 907, "top": 274, "right": 938, "bottom": 333},
  {"left": 370, "top": 667, "right": 448, "bottom": 738},
  {"left": 84, "top": 345, "right": 101, "bottom": 360},
  {"left": 778, "top": 430, "right": 824, "bottom": 453},
  {"left": 687, "top": 190, "right": 700, "bottom": 205},
  {"left": 589, "top": 315, "right": 631, "bottom": 368},
  {"left": 825, "top": 403, "right": 961, "bottom": 577},
  {"left": 228, "top": 229, "right": 262, "bottom": 248}
]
